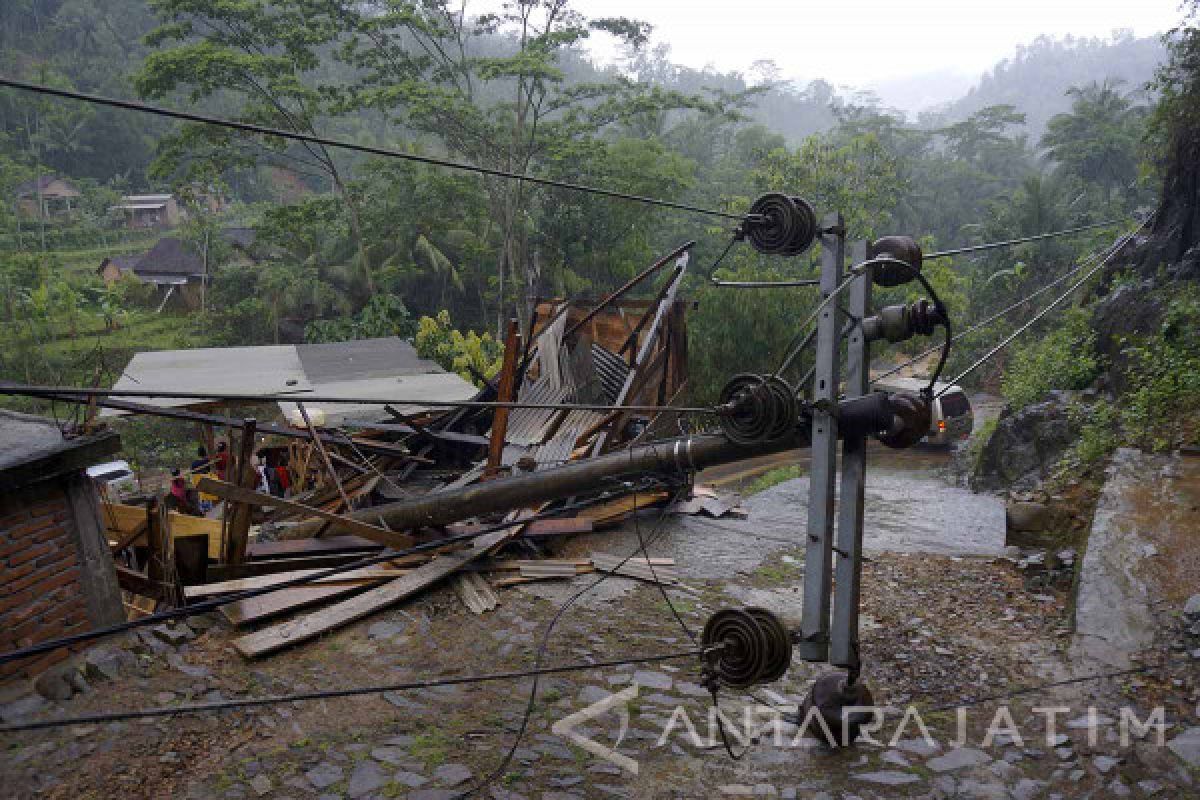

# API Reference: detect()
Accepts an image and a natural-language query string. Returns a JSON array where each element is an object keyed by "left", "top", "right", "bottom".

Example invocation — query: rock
[
  {"left": 632, "top": 670, "right": 672, "bottom": 691},
  {"left": 0, "top": 692, "right": 50, "bottom": 722},
  {"left": 1094, "top": 755, "right": 1121, "bottom": 774},
  {"left": 248, "top": 775, "right": 271, "bottom": 797},
  {"left": 433, "top": 763, "right": 472, "bottom": 787},
  {"left": 1010, "top": 779, "right": 1045, "bottom": 800},
  {"left": 1185, "top": 595, "right": 1200, "bottom": 621},
  {"left": 394, "top": 771, "right": 428, "bottom": 788},
  {"left": 33, "top": 665, "right": 74, "bottom": 703},
  {"left": 881, "top": 750, "right": 911, "bottom": 768},
  {"left": 346, "top": 760, "right": 387, "bottom": 797},
  {"left": 1109, "top": 779, "right": 1132, "bottom": 797},
  {"left": 382, "top": 691, "right": 424, "bottom": 711},
  {"left": 927, "top": 747, "right": 990, "bottom": 772},
  {"left": 973, "top": 396, "right": 1080, "bottom": 491},
  {"left": 1167, "top": 727, "right": 1200, "bottom": 767},
  {"left": 367, "top": 619, "right": 408, "bottom": 640},
  {"left": 894, "top": 737, "right": 940, "bottom": 757},
  {"left": 305, "top": 762, "right": 343, "bottom": 790},
  {"left": 578, "top": 686, "right": 611, "bottom": 705},
  {"left": 150, "top": 623, "right": 193, "bottom": 646},
  {"left": 1007, "top": 501, "right": 1056, "bottom": 532},
  {"left": 369, "top": 746, "right": 406, "bottom": 766},
  {"left": 1137, "top": 779, "right": 1163, "bottom": 794},
  {"left": 407, "top": 790, "right": 459, "bottom": 800},
  {"left": 852, "top": 771, "right": 919, "bottom": 786},
  {"left": 83, "top": 647, "right": 127, "bottom": 682},
  {"left": 956, "top": 779, "right": 1008, "bottom": 799},
  {"left": 186, "top": 613, "right": 219, "bottom": 633}
]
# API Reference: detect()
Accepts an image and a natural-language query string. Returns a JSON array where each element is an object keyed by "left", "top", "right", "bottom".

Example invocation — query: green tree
[{"left": 1041, "top": 80, "right": 1147, "bottom": 203}]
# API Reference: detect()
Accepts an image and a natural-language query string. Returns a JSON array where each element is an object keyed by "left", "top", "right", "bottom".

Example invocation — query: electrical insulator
[
  {"left": 862, "top": 299, "right": 947, "bottom": 343},
  {"left": 743, "top": 193, "right": 818, "bottom": 257},
  {"left": 868, "top": 235, "right": 922, "bottom": 287}
]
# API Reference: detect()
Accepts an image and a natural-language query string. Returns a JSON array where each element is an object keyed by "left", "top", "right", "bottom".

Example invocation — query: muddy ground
[{"left": 2, "top": 438, "right": 1197, "bottom": 799}]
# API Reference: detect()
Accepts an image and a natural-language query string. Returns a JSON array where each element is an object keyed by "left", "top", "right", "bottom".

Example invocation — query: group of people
[{"left": 165, "top": 441, "right": 296, "bottom": 517}]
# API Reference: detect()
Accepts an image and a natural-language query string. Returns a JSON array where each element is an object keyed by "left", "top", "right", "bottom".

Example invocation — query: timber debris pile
[{"left": 31, "top": 251, "right": 743, "bottom": 661}]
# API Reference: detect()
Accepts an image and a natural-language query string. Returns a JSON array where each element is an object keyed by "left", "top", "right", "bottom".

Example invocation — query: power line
[
  {"left": 872, "top": 239, "right": 1114, "bottom": 384},
  {"left": 924, "top": 220, "right": 1120, "bottom": 259},
  {"left": 0, "top": 77, "right": 745, "bottom": 222},
  {"left": 0, "top": 649, "right": 702, "bottom": 734},
  {"left": 937, "top": 216, "right": 1151, "bottom": 394},
  {"left": 0, "top": 383, "right": 716, "bottom": 415}
]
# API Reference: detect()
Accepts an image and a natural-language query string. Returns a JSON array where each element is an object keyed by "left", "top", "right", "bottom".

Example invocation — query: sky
[{"left": 571, "top": 0, "right": 1182, "bottom": 102}]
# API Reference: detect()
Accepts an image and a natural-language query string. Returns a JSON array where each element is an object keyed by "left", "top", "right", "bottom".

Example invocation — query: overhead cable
[
  {"left": 938, "top": 216, "right": 1151, "bottom": 393},
  {"left": 924, "top": 219, "right": 1120, "bottom": 259},
  {"left": 0, "top": 77, "right": 745, "bottom": 222}
]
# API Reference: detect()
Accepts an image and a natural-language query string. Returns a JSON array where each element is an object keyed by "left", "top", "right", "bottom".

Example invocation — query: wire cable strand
[
  {"left": 0, "top": 383, "right": 716, "bottom": 415},
  {"left": 937, "top": 215, "right": 1152, "bottom": 395},
  {"left": 0, "top": 77, "right": 745, "bottom": 222},
  {"left": 924, "top": 219, "right": 1121, "bottom": 259},
  {"left": 871, "top": 241, "right": 1113, "bottom": 384},
  {"left": 0, "top": 649, "right": 702, "bottom": 734}
]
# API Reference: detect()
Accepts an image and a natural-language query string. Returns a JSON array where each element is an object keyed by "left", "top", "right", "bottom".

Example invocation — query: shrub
[
  {"left": 1001, "top": 308, "right": 1100, "bottom": 407},
  {"left": 414, "top": 310, "right": 503, "bottom": 385}
]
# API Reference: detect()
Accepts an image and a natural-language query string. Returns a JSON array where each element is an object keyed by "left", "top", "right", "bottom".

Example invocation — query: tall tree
[
  {"left": 1041, "top": 79, "right": 1147, "bottom": 203},
  {"left": 135, "top": 0, "right": 377, "bottom": 293}
]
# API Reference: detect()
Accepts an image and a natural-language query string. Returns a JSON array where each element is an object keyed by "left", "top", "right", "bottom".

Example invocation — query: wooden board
[
  {"left": 575, "top": 492, "right": 669, "bottom": 525},
  {"left": 197, "top": 478, "right": 411, "bottom": 549},
  {"left": 453, "top": 572, "right": 498, "bottom": 613},
  {"left": 247, "top": 536, "right": 381, "bottom": 559},
  {"left": 233, "top": 520, "right": 527, "bottom": 658},
  {"left": 219, "top": 583, "right": 384, "bottom": 627},
  {"left": 184, "top": 566, "right": 410, "bottom": 599},
  {"left": 104, "top": 503, "right": 223, "bottom": 559}
]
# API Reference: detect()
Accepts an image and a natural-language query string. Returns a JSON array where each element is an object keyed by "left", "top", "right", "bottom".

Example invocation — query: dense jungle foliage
[{"left": 0, "top": 0, "right": 1194, "bottom": 441}]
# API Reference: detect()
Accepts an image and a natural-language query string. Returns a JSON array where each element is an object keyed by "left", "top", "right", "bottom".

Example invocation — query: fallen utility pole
[{"left": 287, "top": 389, "right": 907, "bottom": 539}]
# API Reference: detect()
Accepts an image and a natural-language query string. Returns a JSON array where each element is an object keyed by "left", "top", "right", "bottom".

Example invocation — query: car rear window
[{"left": 940, "top": 391, "right": 970, "bottom": 418}]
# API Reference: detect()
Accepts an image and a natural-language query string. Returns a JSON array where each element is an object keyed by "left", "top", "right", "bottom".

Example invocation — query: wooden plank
[
  {"left": 297, "top": 401, "right": 352, "bottom": 517},
  {"left": 449, "top": 517, "right": 593, "bottom": 539},
  {"left": 108, "top": 518, "right": 147, "bottom": 553},
  {"left": 207, "top": 552, "right": 430, "bottom": 582},
  {"left": 485, "top": 318, "right": 522, "bottom": 478},
  {"left": 104, "top": 502, "right": 223, "bottom": 559},
  {"left": 145, "top": 498, "right": 166, "bottom": 583},
  {"left": 453, "top": 572, "right": 498, "bottom": 613},
  {"left": 248, "top": 536, "right": 381, "bottom": 558},
  {"left": 233, "top": 518, "right": 528, "bottom": 658},
  {"left": 575, "top": 492, "right": 669, "bottom": 524},
  {"left": 220, "top": 583, "right": 384, "bottom": 627},
  {"left": 184, "top": 566, "right": 411, "bottom": 599},
  {"left": 197, "top": 478, "right": 412, "bottom": 549}
]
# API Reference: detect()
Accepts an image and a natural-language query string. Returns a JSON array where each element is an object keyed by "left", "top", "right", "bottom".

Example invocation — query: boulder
[{"left": 972, "top": 393, "right": 1081, "bottom": 491}]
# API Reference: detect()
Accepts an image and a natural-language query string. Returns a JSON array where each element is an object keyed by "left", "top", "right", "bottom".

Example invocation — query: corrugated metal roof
[
  {"left": 591, "top": 343, "right": 629, "bottom": 404},
  {"left": 504, "top": 375, "right": 564, "bottom": 446},
  {"left": 297, "top": 337, "right": 442, "bottom": 384}
]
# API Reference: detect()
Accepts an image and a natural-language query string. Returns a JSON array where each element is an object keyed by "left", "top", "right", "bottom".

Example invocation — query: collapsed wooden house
[{"left": 64, "top": 244, "right": 740, "bottom": 660}]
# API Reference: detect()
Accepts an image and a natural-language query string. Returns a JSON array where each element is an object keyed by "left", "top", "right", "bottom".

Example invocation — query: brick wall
[{"left": 0, "top": 484, "right": 93, "bottom": 680}]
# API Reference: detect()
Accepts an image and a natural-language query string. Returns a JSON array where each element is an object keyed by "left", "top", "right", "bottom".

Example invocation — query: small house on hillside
[
  {"left": 96, "top": 253, "right": 143, "bottom": 284},
  {"left": 14, "top": 175, "right": 81, "bottom": 218},
  {"left": 128, "top": 237, "right": 207, "bottom": 309},
  {"left": 112, "top": 194, "right": 182, "bottom": 229}
]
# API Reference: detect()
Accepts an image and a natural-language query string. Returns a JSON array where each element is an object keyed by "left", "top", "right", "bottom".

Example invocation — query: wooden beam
[
  {"left": 145, "top": 498, "right": 166, "bottom": 583},
  {"left": 485, "top": 318, "right": 521, "bottom": 479},
  {"left": 115, "top": 564, "right": 172, "bottom": 600},
  {"left": 233, "top": 517, "right": 529, "bottom": 658},
  {"left": 224, "top": 418, "right": 257, "bottom": 565},
  {"left": 197, "top": 478, "right": 412, "bottom": 549},
  {"left": 296, "top": 402, "right": 351, "bottom": 516}
]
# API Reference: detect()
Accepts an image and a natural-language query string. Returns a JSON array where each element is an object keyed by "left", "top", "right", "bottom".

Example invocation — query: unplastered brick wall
[{"left": 0, "top": 484, "right": 91, "bottom": 680}]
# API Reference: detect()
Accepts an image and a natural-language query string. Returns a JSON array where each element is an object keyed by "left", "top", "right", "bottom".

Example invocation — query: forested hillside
[{"left": 0, "top": 0, "right": 1185, "bottom": 433}]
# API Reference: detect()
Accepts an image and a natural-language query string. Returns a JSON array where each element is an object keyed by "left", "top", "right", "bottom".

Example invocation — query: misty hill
[{"left": 923, "top": 32, "right": 1167, "bottom": 136}]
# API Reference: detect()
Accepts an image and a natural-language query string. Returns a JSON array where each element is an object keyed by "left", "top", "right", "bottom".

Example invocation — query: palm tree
[{"left": 1041, "top": 79, "right": 1147, "bottom": 201}]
